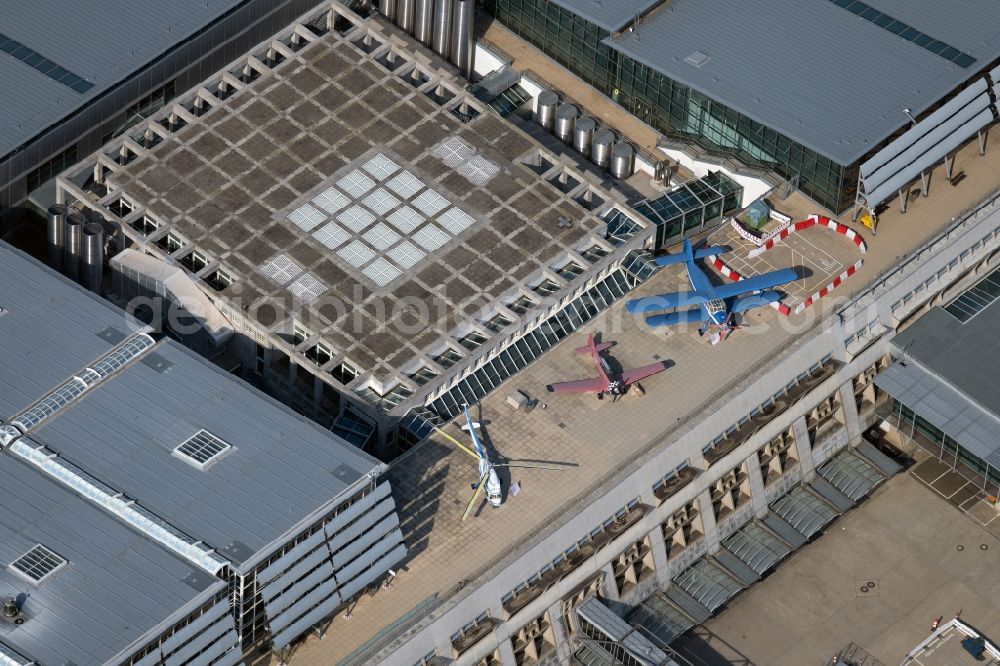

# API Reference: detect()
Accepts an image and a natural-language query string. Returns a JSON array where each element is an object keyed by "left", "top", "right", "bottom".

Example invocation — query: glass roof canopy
[{"left": 633, "top": 172, "right": 743, "bottom": 249}]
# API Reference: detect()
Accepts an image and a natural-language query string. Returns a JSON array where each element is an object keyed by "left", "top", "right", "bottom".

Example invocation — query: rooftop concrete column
[
  {"left": 647, "top": 521, "right": 670, "bottom": 586},
  {"left": 743, "top": 451, "right": 769, "bottom": 518},
  {"left": 495, "top": 636, "right": 517, "bottom": 666},
  {"left": 547, "top": 600, "right": 573, "bottom": 663},
  {"left": 790, "top": 415, "right": 816, "bottom": 480},
  {"left": 696, "top": 487, "right": 720, "bottom": 551},
  {"left": 838, "top": 380, "right": 864, "bottom": 443},
  {"left": 600, "top": 562, "right": 619, "bottom": 601}
]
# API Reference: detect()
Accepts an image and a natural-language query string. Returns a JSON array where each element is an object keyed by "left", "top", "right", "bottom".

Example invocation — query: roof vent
[
  {"left": 685, "top": 50, "right": 710, "bottom": 68},
  {"left": 174, "top": 430, "right": 232, "bottom": 469},
  {"left": 10, "top": 544, "right": 67, "bottom": 585},
  {"left": 0, "top": 596, "right": 24, "bottom": 625}
]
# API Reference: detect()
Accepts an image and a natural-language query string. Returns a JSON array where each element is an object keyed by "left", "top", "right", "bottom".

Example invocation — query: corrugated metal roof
[
  {"left": 0, "top": 455, "right": 223, "bottom": 666},
  {"left": 606, "top": 0, "right": 1000, "bottom": 165},
  {"left": 546, "top": 0, "right": 664, "bottom": 32},
  {"left": 34, "top": 340, "right": 382, "bottom": 568},
  {"left": 0, "top": 244, "right": 147, "bottom": 419},
  {"left": 0, "top": 0, "right": 245, "bottom": 159}
]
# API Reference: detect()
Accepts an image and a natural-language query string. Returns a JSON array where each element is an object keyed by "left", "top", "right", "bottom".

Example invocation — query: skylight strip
[
  {"left": 0, "top": 33, "right": 95, "bottom": 92},
  {"left": 825, "top": 0, "right": 976, "bottom": 68},
  {"left": 9, "top": 439, "right": 229, "bottom": 574}
]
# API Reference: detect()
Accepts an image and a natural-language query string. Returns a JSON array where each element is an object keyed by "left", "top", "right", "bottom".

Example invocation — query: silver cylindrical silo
[
  {"left": 449, "top": 0, "right": 474, "bottom": 80},
  {"left": 414, "top": 0, "right": 434, "bottom": 45},
  {"left": 610, "top": 142, "right": 635, "bottom": 179},
  {"left": 63, "top": 212, "right": 86, "bottom": 283},
  {"left": 432, "top": 0, "right": 453, "bottom": 59},
  {"left": 592, "top": 128, "right": 615, "bottom": 170},
  {"left": 533, "top": 90, "right": 558, "bottom": 131},
  {"left": 398, "top": 0, "right": 415, "bottom": 33},
  {"left": 81, "top": 223, "right": 104, "bottom": 293},
  {"left": 46, "top": 204, "right": 69, "bottom": 271},
  {"left": 554, "top": 103, "right": 577, "bottom": 143},
  {"left": 381, "top": 0, "right": 397, "bottom": 22},
  {"left": 573, "top": 116, "right": 596, "bottom": 156}
]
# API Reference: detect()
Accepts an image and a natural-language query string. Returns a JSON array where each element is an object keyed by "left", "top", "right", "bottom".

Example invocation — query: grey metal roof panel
[
  {"left": 0, "top": 455, "right": 221, "bottom": 666},
  {"left": 606, "top": 0, "right": 1000, "bottom": 164},
  {"left": 874, "top": 360, "right": 1000, "bottom": 463},
  {"left": 0, "top": 243, "right": 145, "bottom": 419},
  {"left": 546, "top": 0, "right": 664, "bottom": 32},
  {"left": 893, "top": 302, "right": 1000, "bottom": 418},
  {"left": 33, "top": 340, "right": 382, "bottom": 567},
  {"left": 0, "top": 0, "right": 244, "bottom": 159}
]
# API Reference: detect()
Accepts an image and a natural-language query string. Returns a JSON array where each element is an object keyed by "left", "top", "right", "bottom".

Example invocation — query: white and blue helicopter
[
  {"left": 626, "top": 238, "right": 797, "bottom": 340},
  {"left": 433, "top": 404, "right": 570, "bottom": 521}
]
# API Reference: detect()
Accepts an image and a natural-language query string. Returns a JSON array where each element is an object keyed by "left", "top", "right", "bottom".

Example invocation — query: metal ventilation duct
[
  {"left": 63, "top": 212, "right": 86, "bottom": 283},
  {"left": 592, "top": 128, "right": 615, "bottom": 169},
  {"left": 610, "top": 142, "right": 635, "bottom": 179},
  {"left": 554, "top": 103, "right": 577, "bottom": 143},
  {"left": 46, "top": 204, "right": 69, "bottom": 271},
  {"left": 573, "top": 116, "right": 596, "bottom": 157},
  {"left": 534, "top": 90, "right": 558, "bottom": 131},
  {"left": 82, "top": 222, "right": 104, "bottom": 293},
  {"left": 398, "top": 0, "right": 415, "bottom": 33},
  {"left": 381, "top": 0, "right": 397, "bottom": 22},
  {"left": 414, "top": 0, "right": 434, "bottom": 45},
  {"left": 432, "top": 0, "right": 453, "bottom": 59},
  {"left": 449, "top": 0, "right": 474, "bottom": 79}
]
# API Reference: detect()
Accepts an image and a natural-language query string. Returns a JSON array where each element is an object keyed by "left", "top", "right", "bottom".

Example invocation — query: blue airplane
[{"left": 626, "top": 239, "right": 797, "bottom": 338}]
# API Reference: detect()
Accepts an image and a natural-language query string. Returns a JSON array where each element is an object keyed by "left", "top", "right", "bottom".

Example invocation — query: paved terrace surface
[
  {"left": 277, "top": 38, "right": 1000, "bottom": 666},
  {"left": 673, "top": 456, "right": 1000, "bottom": 666},
  {"left": 284, "top": 119, "right": 1000, "bottom": 664}
]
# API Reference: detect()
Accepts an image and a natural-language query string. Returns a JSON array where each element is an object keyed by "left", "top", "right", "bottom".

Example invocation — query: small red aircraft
[{"left": 545, "top": 333, "right": 667, "bottom": 397}]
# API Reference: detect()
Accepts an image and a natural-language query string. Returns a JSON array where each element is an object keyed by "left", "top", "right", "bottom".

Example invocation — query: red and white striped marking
[
  {"left": 710, "top": 256, "right": 793, "bottom": 316},
  {"left": 748, "top": 214, "right": 867, "bottom": 258},
  {"left": 793, "top": 259, "right": 863, "bottom": 314}
]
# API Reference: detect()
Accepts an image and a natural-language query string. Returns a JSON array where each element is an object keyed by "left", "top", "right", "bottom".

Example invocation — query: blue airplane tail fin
[{"left": 654, "top": 238, "right": 695, "bottom": 268}]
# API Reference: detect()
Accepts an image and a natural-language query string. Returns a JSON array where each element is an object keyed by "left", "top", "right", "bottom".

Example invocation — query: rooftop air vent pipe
[
  {"left": 46, "top": 204, "right": 69, "bottom": 271},
  {"left": 450, "top": 0, "right": 474, "bottom": 80},
  {"left": 63, "top": 212, "right": 86, "bottom": 283}
]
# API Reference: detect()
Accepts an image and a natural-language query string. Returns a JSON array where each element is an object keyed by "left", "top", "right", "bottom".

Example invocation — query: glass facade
[
  {"left": 484, "top": 0, "right": 858, "bottom": 212},
  {"left": 633, "top": 171, "right": 743, "bottom": 248},
  {"left": 892, "top": 399, "right": 1000, "bottom": 491}
]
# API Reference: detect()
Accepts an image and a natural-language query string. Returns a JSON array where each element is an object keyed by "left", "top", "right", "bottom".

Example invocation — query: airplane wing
[
  {"left": 625, "top": 291, "right": 707, "bottom": 315},
  {"left": 462, "top": 472, "right": 489, "bottom": 521},
  {"left": 546, "top": 377, "right": 607, "bottom": 394},
  {"left": 693, "top": 245, "right": 728, "bottom": 260},
  {"left": 620, "top": 361, "right": 668, "bottom": 386},
  {"left": 714, "top": 268, "right": 797, "bottom": 299},
  {"left": 645, "top": 307, "right": 708, "bottom": 328},
  {"left": 731, "top": 291, "right": 782, "bottom": 313}
]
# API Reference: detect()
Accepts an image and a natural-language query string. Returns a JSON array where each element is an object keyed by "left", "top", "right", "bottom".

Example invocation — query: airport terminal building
[
  {"left": 0, "top": 241, "right": 405, "bottom": 664},
  {"left": 483, "top": 0, "right": 1000, "bottom": 213},
  {"left": 25, "top": 1, "right": 1000, "bottom": 665}
]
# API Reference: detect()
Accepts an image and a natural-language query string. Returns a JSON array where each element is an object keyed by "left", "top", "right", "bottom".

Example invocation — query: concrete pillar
[
  {"left": 647, "top": 521, "right": 670, "bottom": 587},
  {"left": 547, "top": 601, "right": 573, "bottom": 663},
  {"left": 697, "top": 487, "right": 720, "bottom": 550},
  {"left": 744, "top": 451, "right": 768, "bottom": 517},
  {"left": 920, "top": 171, "right": 929, "bottom": 197},
  {"left": 791, "top": 415, "right": 816, "bottom": 480},
  {"left": 838, "top": 380, "right": 863, "bottom": 443},
  {"left": 600, "top": 562, "right": 619, "bottom": 601},
  {"left": 496, "top": 637, "right": 517, "bottom": 666}
]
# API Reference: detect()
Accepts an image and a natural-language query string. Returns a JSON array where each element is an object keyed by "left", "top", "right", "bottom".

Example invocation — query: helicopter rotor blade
[
  {"left": 495, "top": 461, "right": 573, "bottom": 471},
  {"left": 462, "top": 472, "right": 489, "bottom": 521},
  {"left": 432, "top": 426, "right": 481, "bottom": 461}
]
